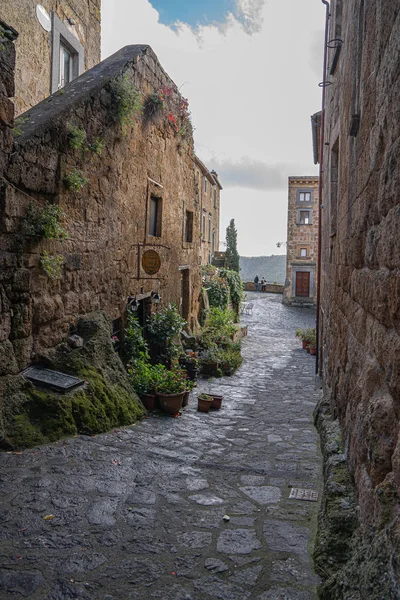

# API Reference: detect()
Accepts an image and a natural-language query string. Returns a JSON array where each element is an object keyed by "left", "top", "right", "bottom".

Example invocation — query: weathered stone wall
[
  {"left": 0, "top": 0, "right": 101, "bottom": 115},
  {"left": 283, "top": 176, "right": 319, "bottom": 306},
  {"left": 0, "top": 45, "right": 202, "bottom": 383},
  {"left": 0, "top": 23, "right": 16, "bottom": 180},
  {"left": 194, "top": 157, "right": 221, "bottom": 265},
  {"left": 319, "top": 0, "right": 400, "bottom": 593}
]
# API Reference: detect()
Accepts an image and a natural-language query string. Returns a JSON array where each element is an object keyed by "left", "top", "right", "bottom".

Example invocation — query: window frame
[
  {"left": 184, "top": 210, "right": 194, "bottom": 243},
  {"left": 148, "top": 195, "right": 162, "bottom": 237},
  {"left": 202, "top": 210, "right": 206, "bottom": 240},
  {"left": 51, "top": 12, "right": 84, "bottom": 93},
  {"left": 297, "top": 208, "right": 312, "bottom": 225},
  {"left": 296, "top": 188, "right": 314, "bottom": 205}
]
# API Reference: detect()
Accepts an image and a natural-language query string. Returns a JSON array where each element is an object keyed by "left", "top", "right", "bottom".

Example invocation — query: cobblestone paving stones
[{"left": 0, "top": 293, "right": 322, "bottom": 599}]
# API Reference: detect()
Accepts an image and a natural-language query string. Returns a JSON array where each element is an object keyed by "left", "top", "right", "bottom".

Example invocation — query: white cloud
[
  {"left": 235, "top": 0, "right": 266, "bottom": 34},
  {"left": 101, "top": 0, "right": 324, "bottom": 255}
]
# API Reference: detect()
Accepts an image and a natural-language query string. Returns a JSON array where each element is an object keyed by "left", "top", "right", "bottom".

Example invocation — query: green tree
[{"left": 225, "top": 219, "right": 240, "bottom": 272}]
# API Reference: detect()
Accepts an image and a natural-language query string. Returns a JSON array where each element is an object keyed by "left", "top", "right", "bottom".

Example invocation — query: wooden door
[{"left": 296, "top": 272, "right": 310, "bottom": 297}]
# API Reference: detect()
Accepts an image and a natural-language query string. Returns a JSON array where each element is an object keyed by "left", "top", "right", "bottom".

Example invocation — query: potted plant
[
  {"left": 179, "top": 351, "right": 199, "bottom": 381},
  {"left": 128, "top": 361, "right": 166, "bottom": 411},
  {"left": 307, "top": 329, "right": 317, "bottom": 355},
  {"left": 156, "top": 367, "right": 187, "bottom": 414},
  {"left": 197, "top": 393, "right": 214, "bottom": 413},
  {"left": 199, "top": 347, "right": 220, "bottom": 376}
]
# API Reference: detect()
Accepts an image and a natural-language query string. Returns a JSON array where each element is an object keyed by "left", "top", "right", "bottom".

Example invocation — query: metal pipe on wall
[{"left": 316, "top": 0, "right": 330, "bottom": 376}]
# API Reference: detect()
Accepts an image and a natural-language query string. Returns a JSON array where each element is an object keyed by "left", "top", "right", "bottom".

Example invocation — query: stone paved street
[{"left": 0, "top": 293, "right": 322, "bottom": 600}]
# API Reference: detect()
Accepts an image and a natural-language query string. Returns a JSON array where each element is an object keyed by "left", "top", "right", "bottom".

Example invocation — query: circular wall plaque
[
  {"left": 142, "top": 250, "right": 161, "bottom": 275},
  {"left": 36, "top": 4, "right": 52, "bottom": 31}
]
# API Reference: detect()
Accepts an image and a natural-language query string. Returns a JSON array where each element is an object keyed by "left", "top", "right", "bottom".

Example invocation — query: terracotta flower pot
[
  {"left": 182, "top": 391, "right": 190, "bottom": 407},
  {"left": 302, "top": 340, "right": 309, "bottom": 349},
  {"left": 140, "top": 393, "right": 157, "bottom": 411},
  {"left": 306, "top": 346, "right": 311, "bottom": 353},
  {"left": 211, "top": 395, "right": 223, "bottom": 410},
  {"left": 198, "top": 397, "right": 214, "bottom": 413},
  {"left": 157, "top": 392, "right": 184, "bottom": 415},
  {"left": 309, "top": 346, "right": 317, "bottom": 355}
]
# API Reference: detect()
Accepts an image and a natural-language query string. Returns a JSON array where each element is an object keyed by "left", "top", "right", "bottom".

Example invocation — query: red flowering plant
[
  {"left": 144, "top": 85, "right": 173, "bottom": 117},
  {"left": 167, "top": 112, "right": 180, "bottom": 132}
]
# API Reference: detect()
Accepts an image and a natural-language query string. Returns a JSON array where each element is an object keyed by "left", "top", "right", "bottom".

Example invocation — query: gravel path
[{"left": 0, "top": 292, "right": 322, "bottom": 599}]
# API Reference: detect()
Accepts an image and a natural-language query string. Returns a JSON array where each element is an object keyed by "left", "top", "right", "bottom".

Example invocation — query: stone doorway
[{"left": 295, "top": 271, "right": 310, "bottom": 297}]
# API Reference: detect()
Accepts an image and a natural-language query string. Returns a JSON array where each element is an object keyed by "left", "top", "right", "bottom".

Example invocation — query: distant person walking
[
  {"left": 261, "top": 277, "right": 266, "bottom": 292},
  {"left": 254, "top": 274, "right": 260, "bottom": 292}
]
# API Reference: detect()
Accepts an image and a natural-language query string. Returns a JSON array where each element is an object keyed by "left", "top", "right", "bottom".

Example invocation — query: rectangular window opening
[
  {"left": 299, "top": 192, "right": 311, "bottom": 202},
  {"left": 149, "top": 195, "right": 162, "bottom": 237},
  {"left": 299, "top": 210, "right": 311, "bottom": 225},
  {"left": 184, "top": 210, "right": 193, "bottom": 242},
  {"left": 300, "top": 248, "right": 307, "bottom": 257},
  {"left": 202, "top": 212, "right": 206, "bottom": 240}
]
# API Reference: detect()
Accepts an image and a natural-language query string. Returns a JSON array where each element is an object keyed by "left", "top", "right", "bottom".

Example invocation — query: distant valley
[{"left": 239, "top": 255, "right": 286, "bottom": 284}]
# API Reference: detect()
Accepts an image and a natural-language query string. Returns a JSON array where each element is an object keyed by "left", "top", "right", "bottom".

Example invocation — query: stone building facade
[
  {"left": 0, "top": 0, "right": 101, "bottom": 115},
  {"left": 0, "top": 41, "right": 204, "bottom": 443},
  {"left": 194, "top": 155, "right": 222, "bottom": 265},
  {"left": 315, "top": 0, "right": 400, "bottom": 595},
  {"left": 283, "top": 176, "right": 319, "bottom": 306}
]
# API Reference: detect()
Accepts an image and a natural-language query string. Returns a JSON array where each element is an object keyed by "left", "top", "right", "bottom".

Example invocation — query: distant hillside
[{"left": 239, "top": 255, "right": 286, "bottom": 284}]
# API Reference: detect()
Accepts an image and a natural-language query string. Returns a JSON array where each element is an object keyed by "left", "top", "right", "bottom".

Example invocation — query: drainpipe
[{"left": 316, "top": 0, "right": 330, "bottom": 376}]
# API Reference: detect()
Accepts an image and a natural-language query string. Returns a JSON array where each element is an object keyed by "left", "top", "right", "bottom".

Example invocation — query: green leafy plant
[
  {"left": 67, "top": 124, "right": 86, "bottom": 149},
  {"left": 155, "top": 366, "right": 189, "bottom": 395},
  {"left": 40, "top": 251, "right": 63, "bottom": 280},
  {"left": 64, "top": 169, "right": 88, "bottom": 190},
  {"left": 113, "top": 74, "right": 142, "bottom": 132},
  {"left": 218, "top": 346, "right": 243, "bottom": 375},
  {"left": 147, "top": 304, "right": 186, "bottom": 363},
  {"left": 123, "top": 312, "right": 149, "bottom": 365},
  {"left": 221, "top": 269, "right": 244, "bottom": 318},
  {"left": 205, "top": 278, "right": 229, "bottom": 309},
  {"left": 198, "top": 393, "right": 213, "bottom": 401},
  {"left": 12, "top": 115, "right": 29, "bottom": 137},
  {"left": 128, "top": 361, "right": 166, "bottom": 396},
  {"left": 88, "top": 138, "right": 104, "bottom": 155},
  {"left": 23, "top": 203, "right": 68, "bottom": 240},
  {"left": 203, "top": 307, "right": 236, "bottom": 345}
]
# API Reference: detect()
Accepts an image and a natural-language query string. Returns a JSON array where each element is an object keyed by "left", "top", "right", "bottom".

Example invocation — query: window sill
[
  {"left": 182, "top": 241, "right": 194, "bottom": 249},
  {"left": 296, "top": 223, "right": 313, "bottom": 226}
]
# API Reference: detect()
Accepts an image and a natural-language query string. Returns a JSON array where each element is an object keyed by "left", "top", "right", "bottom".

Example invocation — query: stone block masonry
[
  {"left": 0, "top": 0, "right": 101, "bottom": 115},
  {"left": 317, "top": 0, "right": 400, "bottom": 595},
  {"left": 283, "top": 176, "right": 319, "bottom": 307},
  {"left": 0, "top": 44, "right": 202, "bottom": 445}
]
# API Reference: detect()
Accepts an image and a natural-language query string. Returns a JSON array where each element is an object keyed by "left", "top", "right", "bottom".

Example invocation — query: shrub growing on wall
[{"left": 23, "top": 203, "right": 68, "bottom": 240}]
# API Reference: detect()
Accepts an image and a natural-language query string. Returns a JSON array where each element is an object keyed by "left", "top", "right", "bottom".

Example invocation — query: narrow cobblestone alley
[{"left": 0, "top": 293, "right": 322, "bottom": 600}]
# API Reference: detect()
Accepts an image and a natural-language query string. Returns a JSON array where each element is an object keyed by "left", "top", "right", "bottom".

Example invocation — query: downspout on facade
[{"left": 315, "top": 0, "right": 330, "bottom": 376}]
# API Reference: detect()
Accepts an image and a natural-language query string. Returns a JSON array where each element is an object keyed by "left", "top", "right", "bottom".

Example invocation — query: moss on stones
[
  {"left": 314, "top": 392, "right": 400, "bottom": 598},
  {"left": 1, "top": 311, "right": 145, "bottom": 449}
]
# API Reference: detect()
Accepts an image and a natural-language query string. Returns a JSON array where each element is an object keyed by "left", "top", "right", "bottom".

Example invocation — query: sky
[{"left": 101, "top": 0, "right": 325, "bottom": 257}]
